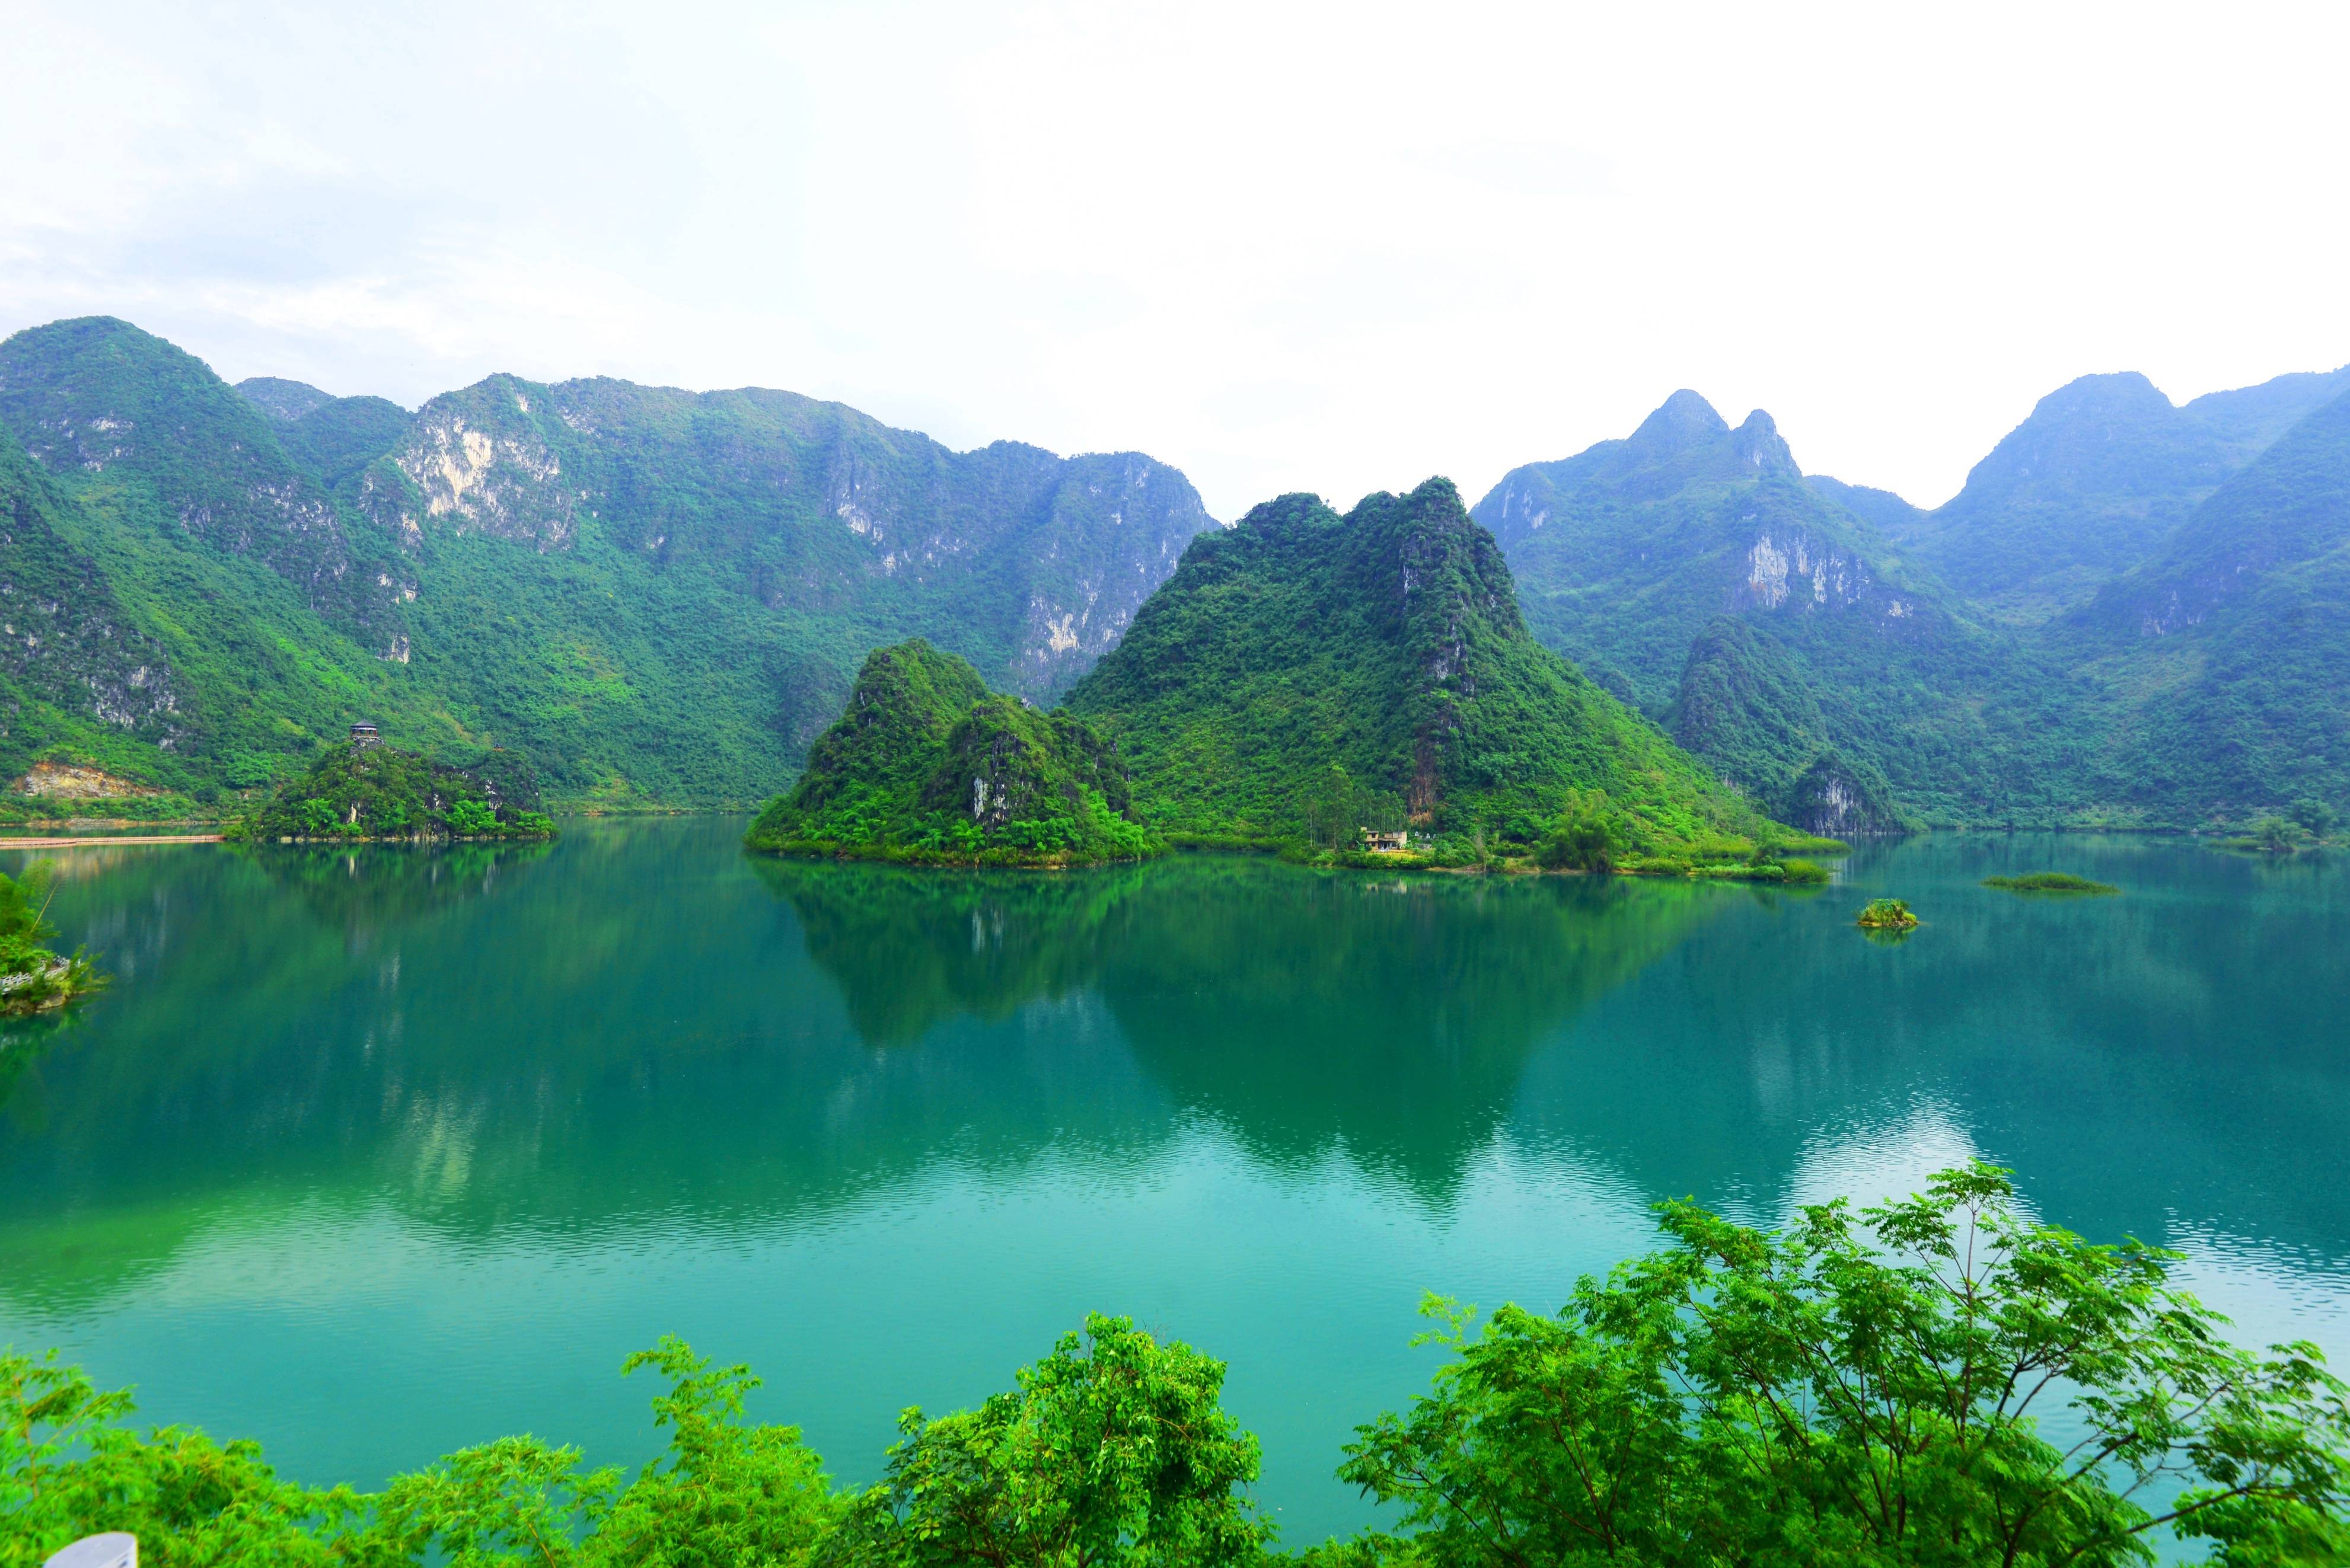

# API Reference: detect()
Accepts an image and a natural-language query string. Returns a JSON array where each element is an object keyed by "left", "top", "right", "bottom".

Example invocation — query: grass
[{"left": 1983, "top": 871, "right": 2119, "bottom": 895}]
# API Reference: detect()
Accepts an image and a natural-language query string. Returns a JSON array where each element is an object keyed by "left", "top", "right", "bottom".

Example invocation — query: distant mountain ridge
[
  {"left": 0, "top": 316, "right": 1217, "bottom": 804},
  {"left": 1880, "top": 366, "right": 2350, "bottom": 622},
  {"left": 1478, "top": 363, "right": 2350, "bottom": 828},
  {"left": 8, "top": 311, "right": 2346, "bottom": 830},
  {"left": 1474, "top": 389, "right": 2073, "bottom": 826}
]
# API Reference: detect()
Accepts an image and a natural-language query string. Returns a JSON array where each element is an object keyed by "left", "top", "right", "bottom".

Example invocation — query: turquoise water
[{"left": 2, "top": 822, "right": 2346, "bottom": 1544}]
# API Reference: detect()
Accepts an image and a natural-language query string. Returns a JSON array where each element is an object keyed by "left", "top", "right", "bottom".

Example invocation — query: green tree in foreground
[
  {"left": 1332, "top": 1163, "right": 2350, "bottom": 1566},
  {"left": 5, "top": 1169, "right": 2345, "bottom": 1565},
  {"left": 831, "top": 1313, "right": 1271, "bottom": 1567}
]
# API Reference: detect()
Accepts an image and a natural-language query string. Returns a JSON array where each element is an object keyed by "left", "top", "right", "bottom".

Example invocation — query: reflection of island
[
  {"left": 238, "top": 840, "right": 554, "bottom": 947},
  {"left": 1092, "top": 863, "right": 1726, "bottom": 1194},
  {"left": 750, "top": 858, "right": 1149, "bottom": 1047},
  {"left": 763, "top": 855, "right": 1734, "bottom": 1196}
]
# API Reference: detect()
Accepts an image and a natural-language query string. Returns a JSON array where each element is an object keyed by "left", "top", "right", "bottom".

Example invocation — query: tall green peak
[
  {"left": 746, "top": 639, "right": 1155, "bottom": 866},
  {"left": 1628, "top": 388, "right": 1730, "bottom": 455},
  {"left": 1474, "top": 396, "right": 2086, "bottom": 828},
  {"left": 1064, "top": 476, "right": 1771, "bottom": 851}
]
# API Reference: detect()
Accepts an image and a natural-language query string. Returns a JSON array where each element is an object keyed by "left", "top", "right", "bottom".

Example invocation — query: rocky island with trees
[{"left": 230, "top": 729, "right": 556, "bottom": 843}]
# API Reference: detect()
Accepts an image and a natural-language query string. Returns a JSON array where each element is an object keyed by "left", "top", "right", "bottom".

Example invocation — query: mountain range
[
  {"left": 3, "top": 312, "right": 2345, "bottom": 829},
  {"left": 1475, "top": 365, "right": 2350, "bottom": 827},
  {"left": 0, "top": 317, "right": 1211, "bottom": 805}
]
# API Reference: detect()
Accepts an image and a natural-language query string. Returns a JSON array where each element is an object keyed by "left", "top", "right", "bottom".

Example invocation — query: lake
[{"left": 2, "top": 821, "right": 2346, "bottom": 1545}]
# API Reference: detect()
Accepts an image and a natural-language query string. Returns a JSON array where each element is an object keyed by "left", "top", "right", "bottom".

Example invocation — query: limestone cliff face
[
  {"left": 1008, "top": 454, "right": 1214, "bottom": 695},
  {"left": 1479, "top": 397, "right": 1918, "bottom": 677},
  {"left": 12, "top": 761, "right": 169, "bottom": 799},
  {"left": 365, "top": 375, "right": 1214, "bottom": 698},
  {"left": 377, "top": 376, "right": 579, "bottom": 551},
  {"left": 1780, "top": 751, "right": 1903, "bottom": 836}
]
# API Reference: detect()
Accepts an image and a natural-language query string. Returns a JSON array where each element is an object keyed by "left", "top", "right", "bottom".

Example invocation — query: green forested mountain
[
  {"left": 2059, "top": 387, "right": 2350, "bottom": 814},
  {"left": 11, "top": 311, "right": 2346, "bottom": 830},
  {"left": 1878, "top": 367, "right": 2350, "bottom": 623},
  {"left": 1064, "top": 477, "right": 1772, "bottom": 850},
  {"left": 1478, "top": 369, "right": 2350, "bottom": 829},
  {"left": 0, "top": 421, "right": 189, "bottom": 780},
  {"left": 0, "top": 317, "right": 1215, "bottom": 805},
  {"left": 745, "top": 639, "right": 1153, "bottom": 864},
  {"left": 1472, "top": 394, "right": 2081, "bottom": 828}
]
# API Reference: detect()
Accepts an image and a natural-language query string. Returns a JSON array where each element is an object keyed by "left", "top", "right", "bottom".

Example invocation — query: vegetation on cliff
[
  {"left": 744, "top": 640, "right": 1157, "bottom": 866},
  {"left": 7, "top": 1166, "right": 2344, "bottom": 1566},
  {"left": 233, "top": 743, "right": 555, "bottom": 842},
  {"left": 0, "top": 862, "right": 101, "bottom": 1015},
  {"left": 1064, "top": 478, "right": 1783, "bottom": 863}
]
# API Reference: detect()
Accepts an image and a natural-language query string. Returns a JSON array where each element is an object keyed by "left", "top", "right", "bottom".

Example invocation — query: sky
[{"left": 7, "top": 0, "right": 2349, "bottom": 520}]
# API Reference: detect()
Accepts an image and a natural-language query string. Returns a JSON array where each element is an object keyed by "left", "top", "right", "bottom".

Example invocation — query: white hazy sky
[{"left": 7, "top": 1, "right": 2348, "bottom": 519}]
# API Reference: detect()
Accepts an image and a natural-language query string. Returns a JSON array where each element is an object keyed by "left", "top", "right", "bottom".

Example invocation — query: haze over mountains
[{"left": 2, "top": 311, "right": 2345, "bottom": 830}]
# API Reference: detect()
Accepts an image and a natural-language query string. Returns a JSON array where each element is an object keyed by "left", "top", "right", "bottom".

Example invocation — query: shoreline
[{"left": 0, "top": 832, "right": 225, "bottom": 849}]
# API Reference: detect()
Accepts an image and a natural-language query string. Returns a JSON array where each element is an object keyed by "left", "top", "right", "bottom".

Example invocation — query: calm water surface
[{"left": 3, "top": 821, "right": 2346, "bottom": 1543}]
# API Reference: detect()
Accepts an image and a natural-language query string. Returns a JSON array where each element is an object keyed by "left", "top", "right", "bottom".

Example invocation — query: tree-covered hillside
[
  {"left": 1064, "top": 477, "right": 1774, "bottom": 851},
  {"left": 2061, "top": 383, "right": 2350, "bottom": 816},
  {"left": 0, "top": 421, "right": 190, "bottom": 783},
  {"left": 745, "top": 639, "right": 1155, "bottom": 865},
  {"left": 1473, "top": 393, "right": 2083, "bottom": 827},
  {"left": 1880, "top": 368, "right": 2349, "bottom": 623},
  {"left": 1479, "top": 369, "right": 2350, "bottom": 830},
  {"left": 0, "top": 317, "right": 1216, "bottom": 805}
]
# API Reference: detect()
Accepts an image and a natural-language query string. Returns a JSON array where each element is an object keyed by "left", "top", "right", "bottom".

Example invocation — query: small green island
[
  {"left": 1984, "top": 871, "right": 2119, "bottom": 895},
  {"left": 1857, "top": 896, "right": 1920, "bottom": 931},
  {"left": 745, "top": 641, "right": 1158, "bottom": 867},
  {"left": 229, "top": 726, "right": 557, "bottom": 842},
  {"left": 0, "top": 861, "right": 103, "bottom": 1014}
]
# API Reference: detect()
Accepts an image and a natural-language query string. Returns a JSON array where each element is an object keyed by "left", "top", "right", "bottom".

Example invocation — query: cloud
[{"left": 5, "top": 0, "right": 2348, "bottom": 516}]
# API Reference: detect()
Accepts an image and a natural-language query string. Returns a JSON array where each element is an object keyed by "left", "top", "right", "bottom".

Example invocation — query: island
[
  {"left": 1856, "top": 897, "right": 1921, "bottom": 931},
  {"left": 748, "top": 480, "right": 1846, "bottom": 879},
  {"left": 229, "top": 727, "right": 557, "bottom": 842},
  {"left": 1983, "top": 872, "right": 2119, "bottom": 895},
  {"left": 0, "top": 861, "right": 102, "bottom": 1014},
  {"left": 745, "top": 641, "right": 1159, "bottom": 867}
]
